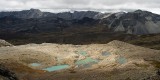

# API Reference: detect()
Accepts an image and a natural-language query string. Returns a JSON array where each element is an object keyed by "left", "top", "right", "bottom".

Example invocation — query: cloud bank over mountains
[{"left": 1, "top": 0, "right": 160, "bottom": 14}]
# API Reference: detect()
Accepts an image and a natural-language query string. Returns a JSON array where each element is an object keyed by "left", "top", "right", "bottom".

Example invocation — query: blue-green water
[
  {"left": 77, "top": 51, "right": 87, "bottom": 56},
  {"left": 117, "top": 57, "right": 127, "bottom": 64},
  {"left": 101, "top": 51, "right": 111, "bottom": 56},
  {"left": 30, "top": 63, "right": 41, "bottom": 67},
  {"left": 43, "top": 65, "right": 69, "bottom": 72},
  {"left": 75, "top": 57, "right": 99, "bottom": 68}
]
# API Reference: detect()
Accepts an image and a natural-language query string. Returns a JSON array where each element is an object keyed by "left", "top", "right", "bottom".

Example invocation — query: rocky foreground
[{"left": 0, "top": 40, "right": 160, "bottom": 80}]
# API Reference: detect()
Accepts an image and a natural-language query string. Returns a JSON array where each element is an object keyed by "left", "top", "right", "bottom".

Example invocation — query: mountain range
[
  {"left": 0, "top": 9, "right": 160, "bottom": 34},
  {"left": 0, "top": 9, "right": 160, "bottom": 45},
  {"left": 0, "top": 9, "right": 101, "bottom": 19}
]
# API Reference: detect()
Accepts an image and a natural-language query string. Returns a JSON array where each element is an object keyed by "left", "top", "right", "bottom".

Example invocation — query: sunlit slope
[{"left": 0, "top": 40, "right": 160, "bottom": 80}]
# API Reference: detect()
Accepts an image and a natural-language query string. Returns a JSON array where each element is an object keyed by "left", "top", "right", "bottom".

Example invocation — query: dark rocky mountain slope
[
  {"left": 100, "top": 10, "right": 160, "bottom": 34},
  {"left": 0, "top": 9, "right": 160, "bottom": 47}
]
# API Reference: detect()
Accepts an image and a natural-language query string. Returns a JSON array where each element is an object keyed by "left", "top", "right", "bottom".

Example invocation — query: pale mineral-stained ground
[{"left": 0, "top": 40, "right": 160, "bottom": 80}]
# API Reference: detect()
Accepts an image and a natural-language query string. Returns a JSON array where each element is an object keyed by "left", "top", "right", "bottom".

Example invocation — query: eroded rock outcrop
[{"left": 0, "top": 39, "right": 12, "bottom": 47}]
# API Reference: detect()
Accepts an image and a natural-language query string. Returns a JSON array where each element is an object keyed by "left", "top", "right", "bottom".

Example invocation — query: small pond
[
  {"left": 116, "top": 57, "right": 127, "bottom": 64},
  {"left": 101, "top": 51, "right": 111, "bottom": 56},
  {"left": 43, "top": 64, "right": 69, "bottom": 72},
  {"left": 77, "top": 51, "right": 87, "bottom": 56},
  {"left": 75, "top": 57, "right": 99, "bottom": 68},
  {"left": 30, "top": 63, "right": 41, "bottom": 67}
]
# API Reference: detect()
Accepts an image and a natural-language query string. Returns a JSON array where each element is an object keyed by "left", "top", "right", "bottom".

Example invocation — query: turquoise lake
[
  {"left": 43, "top": 65, "right": 69, "bottom": 72},
  {"left": 30, "top": 63, "right": 41, "bottom": 67},
  {"left": 78, "top": 51, "right": 87, "bottom": 56},
  {"left": 117, "top": 57, "right": 127, "bottom": 64},
  {"left": 75, "top": 57, "right": 99, "bottom": 68}
]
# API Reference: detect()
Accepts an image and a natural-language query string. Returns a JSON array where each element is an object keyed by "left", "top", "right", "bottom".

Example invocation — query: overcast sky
[{"left": 1, "top": 0, "right": 160, "bottom": 14}]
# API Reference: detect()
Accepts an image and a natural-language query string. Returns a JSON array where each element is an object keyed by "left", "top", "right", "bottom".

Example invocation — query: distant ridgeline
[{"left": 0, "top": 9, "right": 160, "bottom": 45}]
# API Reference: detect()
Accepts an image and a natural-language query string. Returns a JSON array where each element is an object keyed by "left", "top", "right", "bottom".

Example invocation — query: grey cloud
[{"left": 0, "top": 0, "right": 160, "bottom": 14}]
